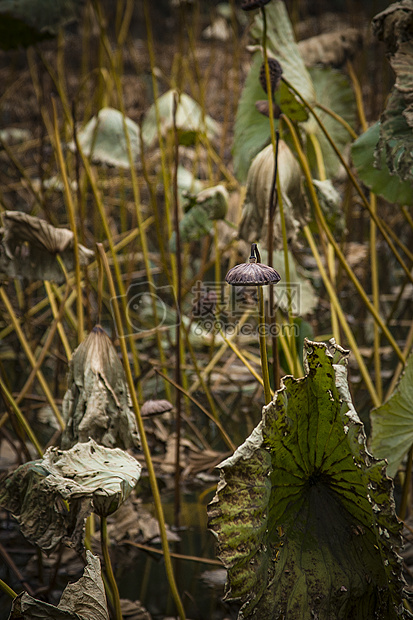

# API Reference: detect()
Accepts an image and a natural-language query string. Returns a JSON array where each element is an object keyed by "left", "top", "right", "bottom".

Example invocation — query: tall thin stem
[
  {"left": 100, "top": 516, "right": 122, "bottom": 620},
  {"left": 258, "top": 286, "right": 272, "bottom": 404},
  {"left": 96, "top": 244, "right": 186, "bottom": 619}
]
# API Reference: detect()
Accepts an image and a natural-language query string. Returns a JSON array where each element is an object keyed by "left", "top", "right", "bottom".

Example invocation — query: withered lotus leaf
[
  {"left": 0, "top": 439, "right": 142, "bottom": 553},
  {"left": 62, "top": 326, "right": 140, "bottom": 450},
  {"left": 0, "top": 211, "right": 94, "bottom": 283},
  {"left": 9, "top": 551, "right": 109, "bottom": 619}
]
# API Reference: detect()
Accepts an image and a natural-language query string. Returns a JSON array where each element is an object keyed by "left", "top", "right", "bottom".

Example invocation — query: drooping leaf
[
  {"left": 372, "top": 0, "right": 413, "bottom": 182},
  {"left": 68, "top": 107, "right": 141, "bottom": 169},
  {"left": 142, "top": 90, "right": 220, "bottom": 148},
  {"left": 0, "top": 439, "right": 141, "bottom": 552},
  {"left": 0, "top": 0, "right": 84, "bottom": 50},
  {"left": 9, "top": 551, "right": 109, "bottom": 619},
  {"left": 0, "top": 211, "right": 94, "bottom": 283},
  {"left": 208, "top": 340, "right": 407, "bottom": 619},
  {"left": 370, "top": 354, "right": 413, "bottom": 478},
  {"left": 351, "top": 121, "right": 413, "bottom": 205},
  {"left": 62, "top": 325, "right": 140, "bottom": 450},
  {"left": 238, "top": 141, "right": 308, "bottom": 246},
  {"left": 297, "top": 28, "right": 363, "bottom": 67},
  {"left": 312, "top": 178, "right": 345, "bottom": 234}
]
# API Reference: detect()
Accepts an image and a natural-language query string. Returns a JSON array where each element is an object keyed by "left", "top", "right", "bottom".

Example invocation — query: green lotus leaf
[
  {"left": 208, "top": 340, "right": 407, "bottom": 619},
  {"left": 305, "top": 67, "right": 356, "bottom": 179},
  {"left": 352, "top": 121, "right": 413, "bottom": 205},
  {"left": 0, "top": 439, "right": 141, "bottom": 553},
  {"left": 251, "top": 1, "right": 315, "bottom": 107},
  {"left": 370, "top": 353, "right": 413, "bottom": 478},
  {"left": 9, "top": 551, "right": 109, "bottom": 619}
]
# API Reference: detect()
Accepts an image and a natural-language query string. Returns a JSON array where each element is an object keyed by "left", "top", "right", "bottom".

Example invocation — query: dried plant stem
[
  {"left": 304, "top": 226, "right": 380, "bottom": 407},
  {"left": 97, "top": 244, "right": 186, "bottom": 620},
  {"left": 400, "top": 445, "right": 413, "bottom": 520},
  {"left": 281, "top": 113, "right": 405, "bottom": 365},
  {"left": 0, "top": 376, "right": 43, "bottom": 457},
  {"left": 100, "top": 516, "right": 122, "bottom": 620},
  {"left": 94, "top": 5, "right": 171, "bottom": 400},
  {"left": 370, "top": 194, "right": 383, "bottom": 402},
  {"left": 258, "top": 286, "right": 272, "bottom": 404},
  {"left": 155, "top": 369, "right": 236, "bottom": 452},
  {"left": 385, "top": 319, "right": 413, "bottom": 401},
  {"left": 73, "top": 139, "right": 142, "bottom": 394},
  {"left": 262, "top": 9, "right": 297, "bottom": 377},
  {"left": 44, "top": 281, "right": 72, "bottom": 361},
  {"left": 51, "top": 100, "right": 84, "bottom": 344},
  {"left": 0, "top": 579, "right": 17, "bottom": 600},
  {"left": 0, "top": 287, "right": 65, "bottom": 429},
  {"left": 189, "top": 309, "right": 253, "bottom": 394},
  {"left": 282, "top": 76, "right": 413, "bottom": 286},
  {"left": 14, "top": 282, "right": 70, "bottom": 407}
]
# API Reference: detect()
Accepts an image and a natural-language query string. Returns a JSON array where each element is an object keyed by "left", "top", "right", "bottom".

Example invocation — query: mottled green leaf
[
  {"left": 351, "top": 122, "right": 413, "bottom": 205},
  {"left": 208, "top": 340, "right": 406, "bottom": 619},
  {"left": 306, "top": 67, "right": 356, "bottom": 179},
  {"left": 370, "top": 354, "right": 413, "bottom": 478}
]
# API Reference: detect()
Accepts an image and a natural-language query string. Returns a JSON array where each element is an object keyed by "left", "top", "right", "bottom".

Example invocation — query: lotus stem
[
  {"left": 400, "top": 445, "right": 413, "bottom": 519},
  {"left": 100, "top": 516, "right": 122, "bottom": 620},
  {"left": 257, "top": 286, "right": 272, "bottom": 404},
  {"left": 0, "top": 377, "right": 43, "bottom": 458},
  {"left": 281, "top": 113, "right": 405, "bottom": 365},
  {"left": 0, "top": 579, "right": 17, "bottom": 600},
  {"left": 282, "top": 75, "right": 413, "bottom": 285},
  {"left": 304, "top": 226, "right": 380, "bottom": 407},
  {"left": 0, "top": 287, "right": 65, "bottom": 429},
  {"left": 96, "top": 244, "right": 186, "bottom": 620},
  {"left": 51, "top": 99, "right": 84, "bottom": 344},
  {"left": 262, "top": 9, "right": 297, "bottom": 377}
]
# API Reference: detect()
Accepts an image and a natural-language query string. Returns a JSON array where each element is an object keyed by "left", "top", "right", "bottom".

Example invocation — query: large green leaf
[
  {"left": 9, "top": 552, "right": 109, "bottom": 619},
  {"left": 351, "top": 122, "right": 413, "bottom": 205},
  {"left": 0, "top": 439, "right": 141, "bottom": 553},
  {"left": 370, "top": 354, "right": 413, "bottom": 478},
  {"left": 232, "top": 54, "right": 274, "bottom": 181},
  {"left": 251, "top": 1, "right": 315, "bottom": 107},
  {"left": 208, "top": 340, "right": 407, "bottom": 619},
  {"left": 306, "top": 67, "right": 356, "bottom": 179}
]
